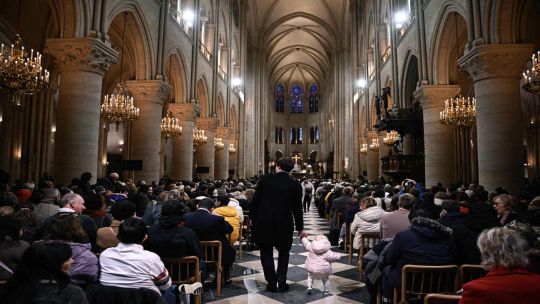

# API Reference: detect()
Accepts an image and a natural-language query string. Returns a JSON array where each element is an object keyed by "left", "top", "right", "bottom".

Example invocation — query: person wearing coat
[
  {"left": 381, "top": 210, "right": 455, "bottom": 302},
  {"left": 350, "top": 197, "right": 386, "bottom": 250},
  {"left": 184, "top": 198, "right": 235, "bottom": 285},
  {"left": 460, "top": 226, "right": 540, "bottom": 304},
  {"left": 301, "top": 234, "right": 341, "bottom": 295},
  {"left": 213, "top": 195, "right": 241, "bottom": 244},
  {"left": 250, "top": 157, "right": 305, "bottom": 293}
]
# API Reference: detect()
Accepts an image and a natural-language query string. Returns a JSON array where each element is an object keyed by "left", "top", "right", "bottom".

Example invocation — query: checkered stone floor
[{"left": 202, "top": 206, "right": 370, "bottom": 303}]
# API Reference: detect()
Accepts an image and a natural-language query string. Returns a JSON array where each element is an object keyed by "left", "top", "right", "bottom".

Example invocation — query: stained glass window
[
  {"left": 275, "top": 84, "right": 284, "bottom": 112},
  {"left": 290, "top": 84, "right": 304, "bottom": 113},
  {"left": 309, "top": 83, "right": 318, "bottom": 113}
]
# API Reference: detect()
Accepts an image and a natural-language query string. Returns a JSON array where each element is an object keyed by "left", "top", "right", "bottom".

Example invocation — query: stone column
[
  {"left": 169, "top": 103, "right": 199, "bottom": 181},
  {"left": 229, "top": 134, "right": 238, "bottom": 178},
  {"left": 195, "top": 117, "right": 219, "bottom": 180},
  {"left": 45, "top": 37, "right": 117, "bottom": 184},
  {"left": 126, "top": 80, "right": 170, "bottom": 183},
  {"left": 214, "top": 126, "right": 231, "bottom": 180},
  {"left": 359, "top": 137, "right": 367, "bottom": 177},
  {"left": 366, "top": 131, "right": 379, "bottom": 181},
  {"left": 459, "top": 44, "right": 533, "bottom": 194},
  {"left": 414, "top": 85, "right": 459, "bottom": 188}
]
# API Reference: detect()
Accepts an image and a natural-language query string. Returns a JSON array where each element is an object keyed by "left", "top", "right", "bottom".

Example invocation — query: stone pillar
[
  {"left": 214, "top": 126, "right": 231, "bottom": 180},
  {"left": 378, "top": 131, "right": 390, "bottom": 178},
  {"left": 169, "top": 103, "right": 199, "bottom": 181},
  {"left": 459, "top": 44, "right": 533, "bottom": 194},
  {"left": 229, "top": 134, "right": 238, "bottom": 178},
  {"left": 360, "top": 137, "right": 367, "bottom": 177},
  {"left": 126, "top": 80, "right": 170, "bottom": 183},
  {"left": 195, "top": 117, "right": 219, "bottom": 180},
  {"left": 366, "top": 131, "right": 379, "bottom": 181},
  {"left": 45, "top": 37, "right": 117, "bottom": 185},
  {"left": 414, "top": 85, "right": 459, "bottom": 188},
  {"left": 402, "top": 134, "right": 413, "bottom": 155}
]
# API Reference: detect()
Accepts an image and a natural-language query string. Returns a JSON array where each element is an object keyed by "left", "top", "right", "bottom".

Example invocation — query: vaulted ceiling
[{"left": 247, "top": 0, "right": 348, "bottom": 89}]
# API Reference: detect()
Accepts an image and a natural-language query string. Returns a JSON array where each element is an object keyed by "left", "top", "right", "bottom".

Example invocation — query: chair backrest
[
  {"left": 423, "top": 293, "right": 462, "bottom": 304},
  {"left": 200, "top": 240, "right": 222, "bottom": 267},
  {"left": 360, "top": 232, "right": 382, "bottom": 253},
  {"left": 162, "top": 256, "right": 201, "bottom": 285},
  {"left": 459, "top": 264, "right": 487, "bottom": 286},
  {"left": 85, "top": 283, "right": 166, "bottom": 304},
  {"left": 401, "top": 264, "right": 459, "bottom": 303}
]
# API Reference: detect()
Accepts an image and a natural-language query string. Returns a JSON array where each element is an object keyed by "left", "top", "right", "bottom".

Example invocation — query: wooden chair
[
  {"left": 162, "top": 256, "right": 202, "bottom": 304},
  {"left": 423, "top": 293, "right": 462, "bottom": 304},
  {"left": 358, "top": 232, "right": 382, "bottom": 277},
  {"left": 459, "top": 264, "right": 487, "bottom": 286},
  {"left": 344, "top": 222, "right": 351, "bottom": 255},
  {"left": 200, "top": 240, "right": 223, "bottom": 296},
  {"left": 394, "top": 264, "right": 459, "bottom": 304}
]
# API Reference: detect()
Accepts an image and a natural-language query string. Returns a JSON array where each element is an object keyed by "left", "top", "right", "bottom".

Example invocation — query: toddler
[{"left": 301, "top": 234, "right": 341, "bottom": 295}]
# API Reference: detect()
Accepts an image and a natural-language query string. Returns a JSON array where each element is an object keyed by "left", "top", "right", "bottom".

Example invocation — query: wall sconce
[
  {"left": 232, "top": 78, "right": 242, "bottom": 93},
  {"left": 394, "top": 11, "right": 409, "bottom": 29},
  {"left": 183, "top": 10, "right": 194, "bottom": 27},
  {"left": 369, "top": 138, "right": 379, "bottom": 150},
  {"left": 356, "top": 78, "right": 367, "bottom": 94},
  {"left": 119, "top": 140, "right": 124, "bottom": 152}
]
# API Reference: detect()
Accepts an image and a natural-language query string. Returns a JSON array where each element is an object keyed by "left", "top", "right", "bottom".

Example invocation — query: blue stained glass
[
  {"left": 316, "top": 127, "right": 319, "bottom": 142},
  {"left": 290, "top": 84, "right": 304, "bottom": 113}
]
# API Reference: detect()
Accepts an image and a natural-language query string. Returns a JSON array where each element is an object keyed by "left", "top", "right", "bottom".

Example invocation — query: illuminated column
[
  {"left": 460, "top": 44, "right": 532, "bottom": 194},
  {"left": 45, "top": 37, "right": 117, "bottom": 184},
  {"left": 195, "top": 117, "right": 219, "bottom": 180},
  {"left": 126, "top": 80, "right": 171, "bottom": 183},
  {"left": 169, "top": 103, "right": 199, "bottom": 181}
]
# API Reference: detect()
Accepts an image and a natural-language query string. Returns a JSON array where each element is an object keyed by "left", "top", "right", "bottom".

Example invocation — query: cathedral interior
[{"left": 1, "top": 0, "right": 540, "bottom": 194}]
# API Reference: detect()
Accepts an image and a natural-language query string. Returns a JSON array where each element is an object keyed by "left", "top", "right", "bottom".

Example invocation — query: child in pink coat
[{"left": 301, "top": 234, "right": 341, "bottom": 295}]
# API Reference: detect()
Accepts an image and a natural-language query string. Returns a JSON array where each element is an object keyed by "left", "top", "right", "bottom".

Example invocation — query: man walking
[
  {"left": 302, "top": 179, "right": 314, "bottom": 213},
  {"left": 251, "top": 157, "right": 305, "bottom": 293}
]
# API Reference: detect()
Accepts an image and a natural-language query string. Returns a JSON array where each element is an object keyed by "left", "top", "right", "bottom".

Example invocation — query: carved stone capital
[
  {"left": 169, "top": 103, "right": 200, "bottom": 122},
  {"left": 126, "top": 80, "right": 171, "bottom": 105},
  {"left": 196, "top": 117, "right": 219, "bottom": 132},
  {"left": 459, "top": 44, "right": 533, "bottom": 82},
  {"left": 216, "top": 126, "right": 232, "bottom": 139},
  {"left": 45, "top": 37, "right": 118, "bottom": 75},
  {"left": 414, "top": 85, "right": 460, "bottom": 110}
]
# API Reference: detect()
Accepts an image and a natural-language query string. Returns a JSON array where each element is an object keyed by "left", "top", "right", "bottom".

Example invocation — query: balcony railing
[
  {"left": 381, "top": 46, "right": 391, "bottom": 64},
  {"left": 218, "top": 66, "right": 227, "bottom": 80},
  {"left": 168, "top": 2, "right": 192, "bottom": 39},
  {"left": 199, "top": 41, "right": 212, "bottom": 62}
]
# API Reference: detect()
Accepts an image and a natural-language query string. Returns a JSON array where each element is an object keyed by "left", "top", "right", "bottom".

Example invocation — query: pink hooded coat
[{"left": 302, "top": 237, "right": 341, "bottom": 276}]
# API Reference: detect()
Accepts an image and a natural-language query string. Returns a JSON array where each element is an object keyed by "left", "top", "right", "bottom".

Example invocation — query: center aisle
[{"left": 204, "top": 206, "right": 371, "bottom": 303}]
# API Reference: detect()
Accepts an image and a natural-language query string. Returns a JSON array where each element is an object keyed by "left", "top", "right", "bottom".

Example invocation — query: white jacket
[{"left": 350, "top": 206, "right": 386, "bottom": 249}]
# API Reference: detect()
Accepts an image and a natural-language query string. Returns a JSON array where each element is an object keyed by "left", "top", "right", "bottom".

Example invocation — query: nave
[{"left": 205, "top": 207, "right": 369, "bottom": 303}]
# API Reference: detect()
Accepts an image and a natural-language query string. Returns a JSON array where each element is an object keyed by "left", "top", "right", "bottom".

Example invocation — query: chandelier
[
  {"left": 369, "top": 138, "right": 379, "bottom": 150},
  {"left": 522, "top": 51, "right": 540, "bottom": 95},
  {"left": 193, "top": 127, "right": 207, "bottom": 148},
  {"left": 228, "top": 143, "right": 236, "bottom": 153},
  {"left": 100, "top": 13, "right": 139, "bottom": 132},
  {"left": 439, "top": 89, "right": 476, "bottom": 128},
  {"left": 161, "top": 110, "right": 182, "bottom": 140},
  {"left": 215, "top": 137, "right": 225, "bottom": 150},
  {"left": 0, "top": 36, "right": 50, "bottom": 105},
  {"left": 383, "top": 130, "right": 399, "bottom": 145},
  {"left": 360, "top": 143, "right": 368, "bottom": 154}
]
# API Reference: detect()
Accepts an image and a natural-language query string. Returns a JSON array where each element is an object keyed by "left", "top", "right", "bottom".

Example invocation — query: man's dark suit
[
  {"left": 184, "top": 209, "right": 235, "bottom": 277},
  {"left": 250, "top": 171, "right": 303, "bottom": 286}
]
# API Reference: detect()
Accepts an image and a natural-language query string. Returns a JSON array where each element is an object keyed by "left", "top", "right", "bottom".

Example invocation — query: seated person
[
  {"left": 213, "top": 195, "right": 241, "bottom": 244},
  {"left": 185, "top": 197, "right": 235, "bottom": 285},
  {"left": 44, "top": 213, "right": 98, "bottom": 285},
  {"left": 145, "top": 200, "right": 203, "bottom": 260},
  {"left": 0, "top": 240, "right": 88, "bottom": 304},
  {"left": 382, "top": 210, "right": 455, "bottom": 303},
  {"left": 99, "top": 218, "right": 173, "bottom": 301},
  {"left": 0, "top": 217, "right": 29, "bottom": 280},
  {"left": 350, "top": 197, "right": 385, "bottom": 250},
  {"left": 96, "top": 200, "right": 136, "bottom": 250},
  {"left": 460, "top": 226, "right": 540, "bottom": 304}
]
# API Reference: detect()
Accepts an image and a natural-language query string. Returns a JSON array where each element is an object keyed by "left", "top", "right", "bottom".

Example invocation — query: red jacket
[{"left": 460, "top": 267, "right": 540, "bottom": 304}]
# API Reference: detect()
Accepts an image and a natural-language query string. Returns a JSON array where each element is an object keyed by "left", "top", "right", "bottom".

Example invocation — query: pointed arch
[
  {"left": 165, "top": 49, "right": 189, "bottom": 104},
  {"left": 197, "top": 76, "right": 210, "bottom": 117},
  {"left": 400, "top": 51, "right": 419, "bottom": 109},
  {"left": 216, "top": 93, "right": 225, "bottom": 126}
]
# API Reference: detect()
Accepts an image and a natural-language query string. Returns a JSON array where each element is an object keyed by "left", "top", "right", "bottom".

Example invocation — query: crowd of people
[{"left": 0, "top": 166, "right": 540, "bottom": 303}]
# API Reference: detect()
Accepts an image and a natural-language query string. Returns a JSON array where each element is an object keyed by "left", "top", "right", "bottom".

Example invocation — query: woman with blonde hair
[{"left": 350, "top": 197, "right": 385, "bottom": 250}]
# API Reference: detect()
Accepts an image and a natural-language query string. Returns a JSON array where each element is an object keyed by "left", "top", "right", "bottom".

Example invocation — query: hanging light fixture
[
  {"left": 439, "top": 13, "right": 476, "bottom": 129},
  {"left": 214, "top": 137, "right": 225, "bottom": 150},
  {"left": 228, "top": 143, "right": 236, "bottom": 153},
  {"left": 522, "top": 51, "right": 540, "bottom": 95},
  {"left": 383, "top": 130, "right": 399, "bottom": 145},
  {"left": 161, "top": 110, "right": 182, "bottom": 141},
  {"left": 193, "top": 127, "right": 207, "bottom": 149},
  {"left": 360, "top": 143, "right": 368, "bottom": 154},
  {"left": 100, "top": 12, "right": 139, "bottom": 132},
  {"left": 369, "top": 138, "right": 379, "bottom": 150},
  {"left": 0, "top": 0, "right": 50, "bottom": 105}
]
